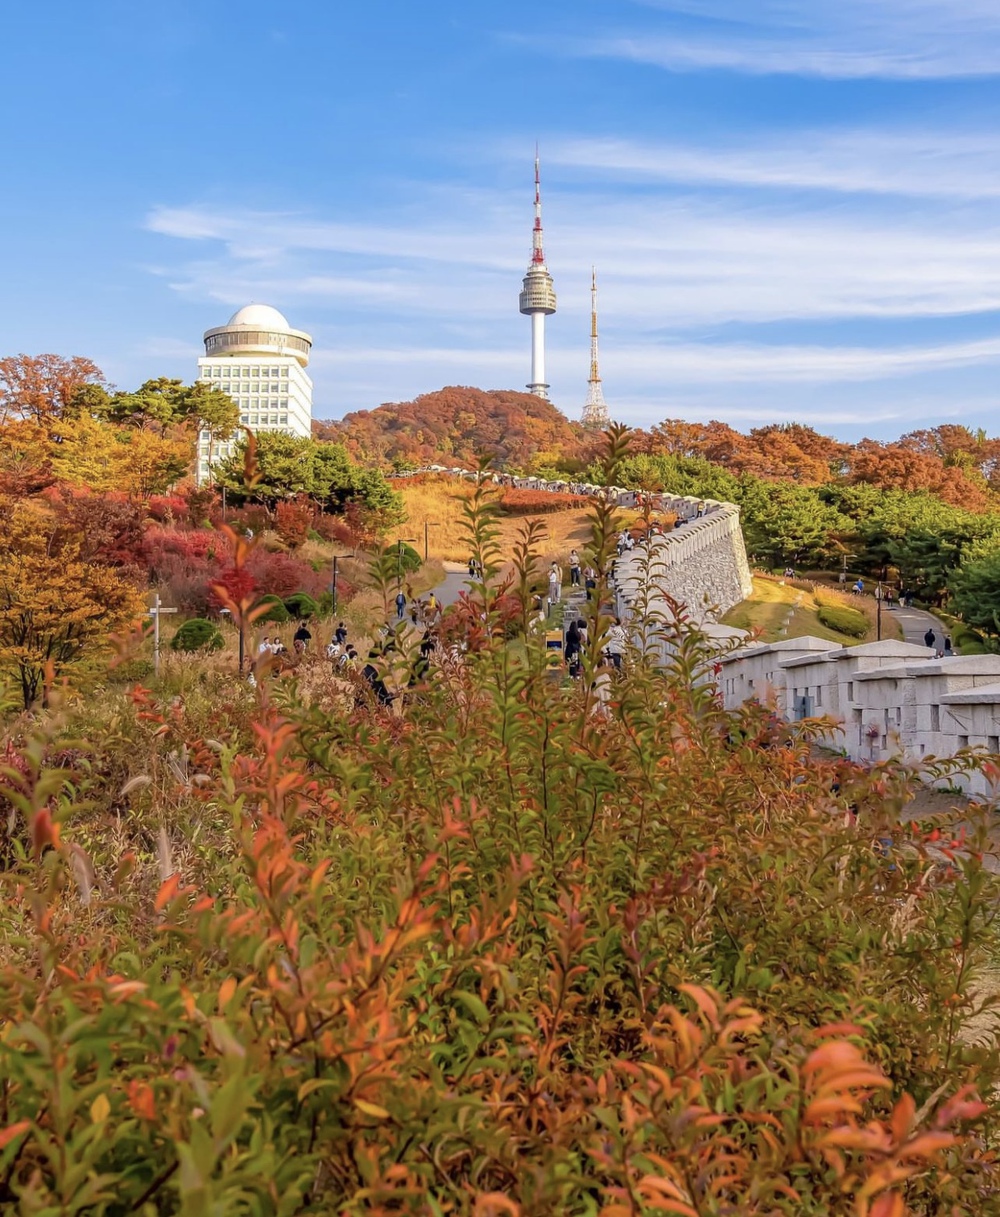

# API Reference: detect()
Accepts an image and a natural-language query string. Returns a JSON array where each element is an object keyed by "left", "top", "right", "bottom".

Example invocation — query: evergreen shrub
[
  {"left": 283, "top": 592, "right": 319, "bottom": 619},
  {"left": 257, "top": 594, "right": 290, "bottom": 624},
  {"left": 818, "top": 604, "right": 869, "bottom": 637},
  {"left": 169, "top": 617, "right": 224, "bottom": 653}
]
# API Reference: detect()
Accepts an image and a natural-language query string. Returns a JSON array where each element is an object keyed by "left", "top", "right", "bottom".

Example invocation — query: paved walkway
[
  {"left": 429, "top": 561, "right": 471, "bottom": 607},
  {"left": 888, "top": 602, "right": 944, "bottom": 648}
]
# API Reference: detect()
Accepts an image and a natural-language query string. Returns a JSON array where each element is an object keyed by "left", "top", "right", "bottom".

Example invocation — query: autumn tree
[
  {"left": 0, "top": 353, "right": 108, "bottom": 424},
  {"left": 50, "top": 412, "right": 192, "bottom": 497},
  {"left": 0, "top": 501, "right": 145, "bottom": 706},
  {"left": 848, "top": 439, "right": 995, "bottom": 512},
  {"left": 0, "top": 419, "right": 55, "bottom": 497}
]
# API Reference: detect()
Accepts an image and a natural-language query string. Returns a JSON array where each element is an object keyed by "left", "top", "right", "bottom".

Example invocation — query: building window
[
  {"left": 930, "top": 705, "right": 940, "bottom": 731},
  {"left": 816, "top": 687, "right": 822, "bottom": 707},
  {"left": 989, "top": 736, "right": 999, "bottom": 754},
  {"left": 847, "top": 681, "right": 853, "bottom": 700},
  {"left": 958, "top": 735, "right": 969, "bottom": 750},
  {"left": 279, "top": 413, "right": 288, "bottom": 424}
]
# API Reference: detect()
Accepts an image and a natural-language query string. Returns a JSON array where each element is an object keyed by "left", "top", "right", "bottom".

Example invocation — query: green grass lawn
[{"left": 722, "top": 577, "right": 902, "bottom": 646}]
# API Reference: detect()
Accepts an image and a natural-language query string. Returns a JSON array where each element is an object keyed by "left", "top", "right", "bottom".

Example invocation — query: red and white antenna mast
[{"left": 532, "top": 148, "right": 546, "bottom": 265}]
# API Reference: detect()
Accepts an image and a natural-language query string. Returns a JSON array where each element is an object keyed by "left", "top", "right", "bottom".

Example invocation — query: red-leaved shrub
[{"left": 497, "top": 488, "right": 590, "bottom": 515}]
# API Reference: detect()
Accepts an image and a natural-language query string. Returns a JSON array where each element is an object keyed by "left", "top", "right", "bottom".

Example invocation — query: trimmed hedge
[
  {"left": 170, "top": 618, "right": 225, "bottom": 653},
  {"left": 817, "top": 605, "right": 868, "bottom": 639},
  {"left": 284, "top": 592, "right": 319, "bottom": 619},
  {"left": 257, "top": 595, "right": 291, "bottom": 624}
]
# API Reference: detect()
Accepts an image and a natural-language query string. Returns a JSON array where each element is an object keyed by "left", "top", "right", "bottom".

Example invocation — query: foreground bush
[{"left": 0, "top": 461, "right": 997, "bottom": 1214}]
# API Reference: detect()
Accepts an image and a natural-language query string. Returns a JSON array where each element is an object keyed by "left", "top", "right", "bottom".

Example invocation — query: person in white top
[
  {"left": 605, "top": 618, "right": 628, "bottom": 670},
  {"left": 547, "top": 562, "right": 562, "bottom": 604},
  {"left": 258, "top": 636, "right": 274, "bottom": 655}
]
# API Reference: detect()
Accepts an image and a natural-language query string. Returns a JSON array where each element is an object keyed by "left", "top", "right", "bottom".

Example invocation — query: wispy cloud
[
  {"left": 549, "top": 132, "right": 1000, "bottom": 200},
  {"left": 146, "top": 195, "right": 1000, "bottom": 327},
  {"left": 576, "top": 0, "right": 1000, "bottom": 79}
]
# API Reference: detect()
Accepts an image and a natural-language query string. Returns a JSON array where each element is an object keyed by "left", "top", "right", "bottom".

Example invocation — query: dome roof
[{"left": 226, "top": 303, "right": 291, "bottom": 330}]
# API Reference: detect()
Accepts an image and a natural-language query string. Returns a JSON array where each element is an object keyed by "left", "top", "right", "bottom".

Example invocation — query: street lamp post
[
  {"left": 397, "top": 538, "right": 417, "bottom": 593},
  {"left": 875, "top": 581, "right": 883, "bottom": 641}
]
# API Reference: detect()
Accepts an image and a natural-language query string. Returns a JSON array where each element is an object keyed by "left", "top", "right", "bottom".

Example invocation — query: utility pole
[
  {"left": 875, "top": 582, "right": 882, "bottom": 641},
  {"left": 146, "top": 593, "right": 178, "bottom": 677},
  {"left": 332, "top": 553, "right": 339, "bottom": 616}
]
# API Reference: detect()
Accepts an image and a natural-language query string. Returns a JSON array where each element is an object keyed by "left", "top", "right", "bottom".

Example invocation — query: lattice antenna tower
[{"left": 581, "top": 267, "right": 611, "bottom": 428}]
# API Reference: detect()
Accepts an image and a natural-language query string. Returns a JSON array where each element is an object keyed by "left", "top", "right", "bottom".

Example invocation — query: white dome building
[{"left": 196, "top": 303, "right": 314, "bottom": 483}]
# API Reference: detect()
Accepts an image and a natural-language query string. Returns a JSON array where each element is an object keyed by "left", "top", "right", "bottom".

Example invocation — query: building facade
[{"left": 196, "top": 303, "right": 313, "bottom": 483}]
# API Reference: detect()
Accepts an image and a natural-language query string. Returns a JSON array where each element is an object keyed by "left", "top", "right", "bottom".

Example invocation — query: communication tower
[
  {"left": 518, "top": 152, "right": 557, "bottom": 399},
  {"left": 581, "top": 268, "right": 611, "bottom": 428}
]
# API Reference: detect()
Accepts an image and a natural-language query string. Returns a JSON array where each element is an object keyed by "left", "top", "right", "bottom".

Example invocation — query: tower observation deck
[
  {"left": 581, "top": 268, "right": 611, "bottom": 428},
  {"left": 518, "top": 153, "right": 556, "bottom": 400}
]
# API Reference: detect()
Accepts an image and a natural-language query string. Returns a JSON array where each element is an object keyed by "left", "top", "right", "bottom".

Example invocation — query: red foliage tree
[
  {"left": 209, "top": 564, "right": 257, "bottom": 611},
  {"left": 274, "top": 495, "right": 314, "bottom": 548}
]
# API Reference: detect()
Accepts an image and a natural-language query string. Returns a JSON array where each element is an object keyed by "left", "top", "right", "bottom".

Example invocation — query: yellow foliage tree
[
  {"left": 0, "top": 501, "right": 145, "bottom": 707},
  {"left": 50, "top": 412, "right": 192, "bottom": 496}
]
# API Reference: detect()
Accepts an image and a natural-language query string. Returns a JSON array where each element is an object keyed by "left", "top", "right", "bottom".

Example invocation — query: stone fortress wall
[
  {"left": 611, "top": 497, "right": 754, "bottom": 624},
  {"left": 396, "top": 467, "right": 753, "bottom": 623}
]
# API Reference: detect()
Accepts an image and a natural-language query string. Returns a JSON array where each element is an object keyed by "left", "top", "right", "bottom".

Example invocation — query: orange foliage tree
[
  {"left": 0, "top": 353, "right": 107, "bottom": 423},
  {"left": 0, "top": 500, "right": 145, "bottom": 706}
]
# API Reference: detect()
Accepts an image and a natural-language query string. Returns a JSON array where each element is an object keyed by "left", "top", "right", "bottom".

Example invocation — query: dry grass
[{"left": 387, "top": 478, "right": 640, "bottom": 568}]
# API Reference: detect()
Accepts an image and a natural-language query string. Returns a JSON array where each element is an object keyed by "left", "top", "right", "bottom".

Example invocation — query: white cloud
[
  {"left": 147, "top": 194, "right": 1000, "bottom": 328},
  {"left": 576, "top": 0, "right": 1000, "bottom": 79},
  {"left": 549, "top": 132, "right": 1000, "bottom": 200}
]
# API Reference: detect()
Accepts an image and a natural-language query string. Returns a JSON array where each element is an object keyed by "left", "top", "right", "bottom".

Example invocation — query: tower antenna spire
[
  {"left": 581, "top": 266, "right": 611, "bottom": 428},
  {"left": 519, "top": 147, "right": 557, "bottom": 399},
  {"left": 532, "top": 146, "right": 545, "bottom": 265}
]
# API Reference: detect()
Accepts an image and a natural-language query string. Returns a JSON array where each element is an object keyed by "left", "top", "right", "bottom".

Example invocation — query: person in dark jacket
[{"left": 359, "top": 650, "right": 394, "bottom": 709}]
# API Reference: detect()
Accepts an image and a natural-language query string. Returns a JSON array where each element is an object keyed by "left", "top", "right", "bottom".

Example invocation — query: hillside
[{"left": 315, "top": 385, "right": 594, "bottom": 472}]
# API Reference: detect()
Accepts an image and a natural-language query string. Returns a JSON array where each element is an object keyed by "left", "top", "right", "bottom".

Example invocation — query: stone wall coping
[{"left": 941, "top": 682, "right": 1000, "bottom": 704}]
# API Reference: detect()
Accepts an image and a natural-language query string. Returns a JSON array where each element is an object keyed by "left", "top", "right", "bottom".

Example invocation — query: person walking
[
  {"left": 548, "top": 562, "right": 562, "bottom": 604},
  {"left": 923, "top": 627, "right": 936, "bottom": 650},
  {"left": 293, "top": 621, "right": 312, "bottom": 652},
  {"left": 564, "top": 619, "right": 582, "bottom": 679},
  {"left": 569, "top": 549, "right": 581, "bottom": 586},
  {"left": 605, "top": 617, "right": 628, "bottom": 671},
  {"left": 943, "top": 636, "right": 954, "bottom": 657},
  {"left": 583, "top": 565, "right": 597, "bottom": 601},
  {"left": 335, "top": 621, "right": 348, "bottom": 646},
  {"left": 395, "top": 590, "right": 407, "bottom": 621}
]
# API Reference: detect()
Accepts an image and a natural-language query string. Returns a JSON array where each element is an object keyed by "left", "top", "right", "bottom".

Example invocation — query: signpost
[{"left": 147, "top": 593, "right": 178, "bottom": 676}]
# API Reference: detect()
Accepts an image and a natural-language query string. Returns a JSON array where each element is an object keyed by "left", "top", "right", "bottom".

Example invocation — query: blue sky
[{"left": 3, "top": 0, "right": 1000, "bottom": 438}]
